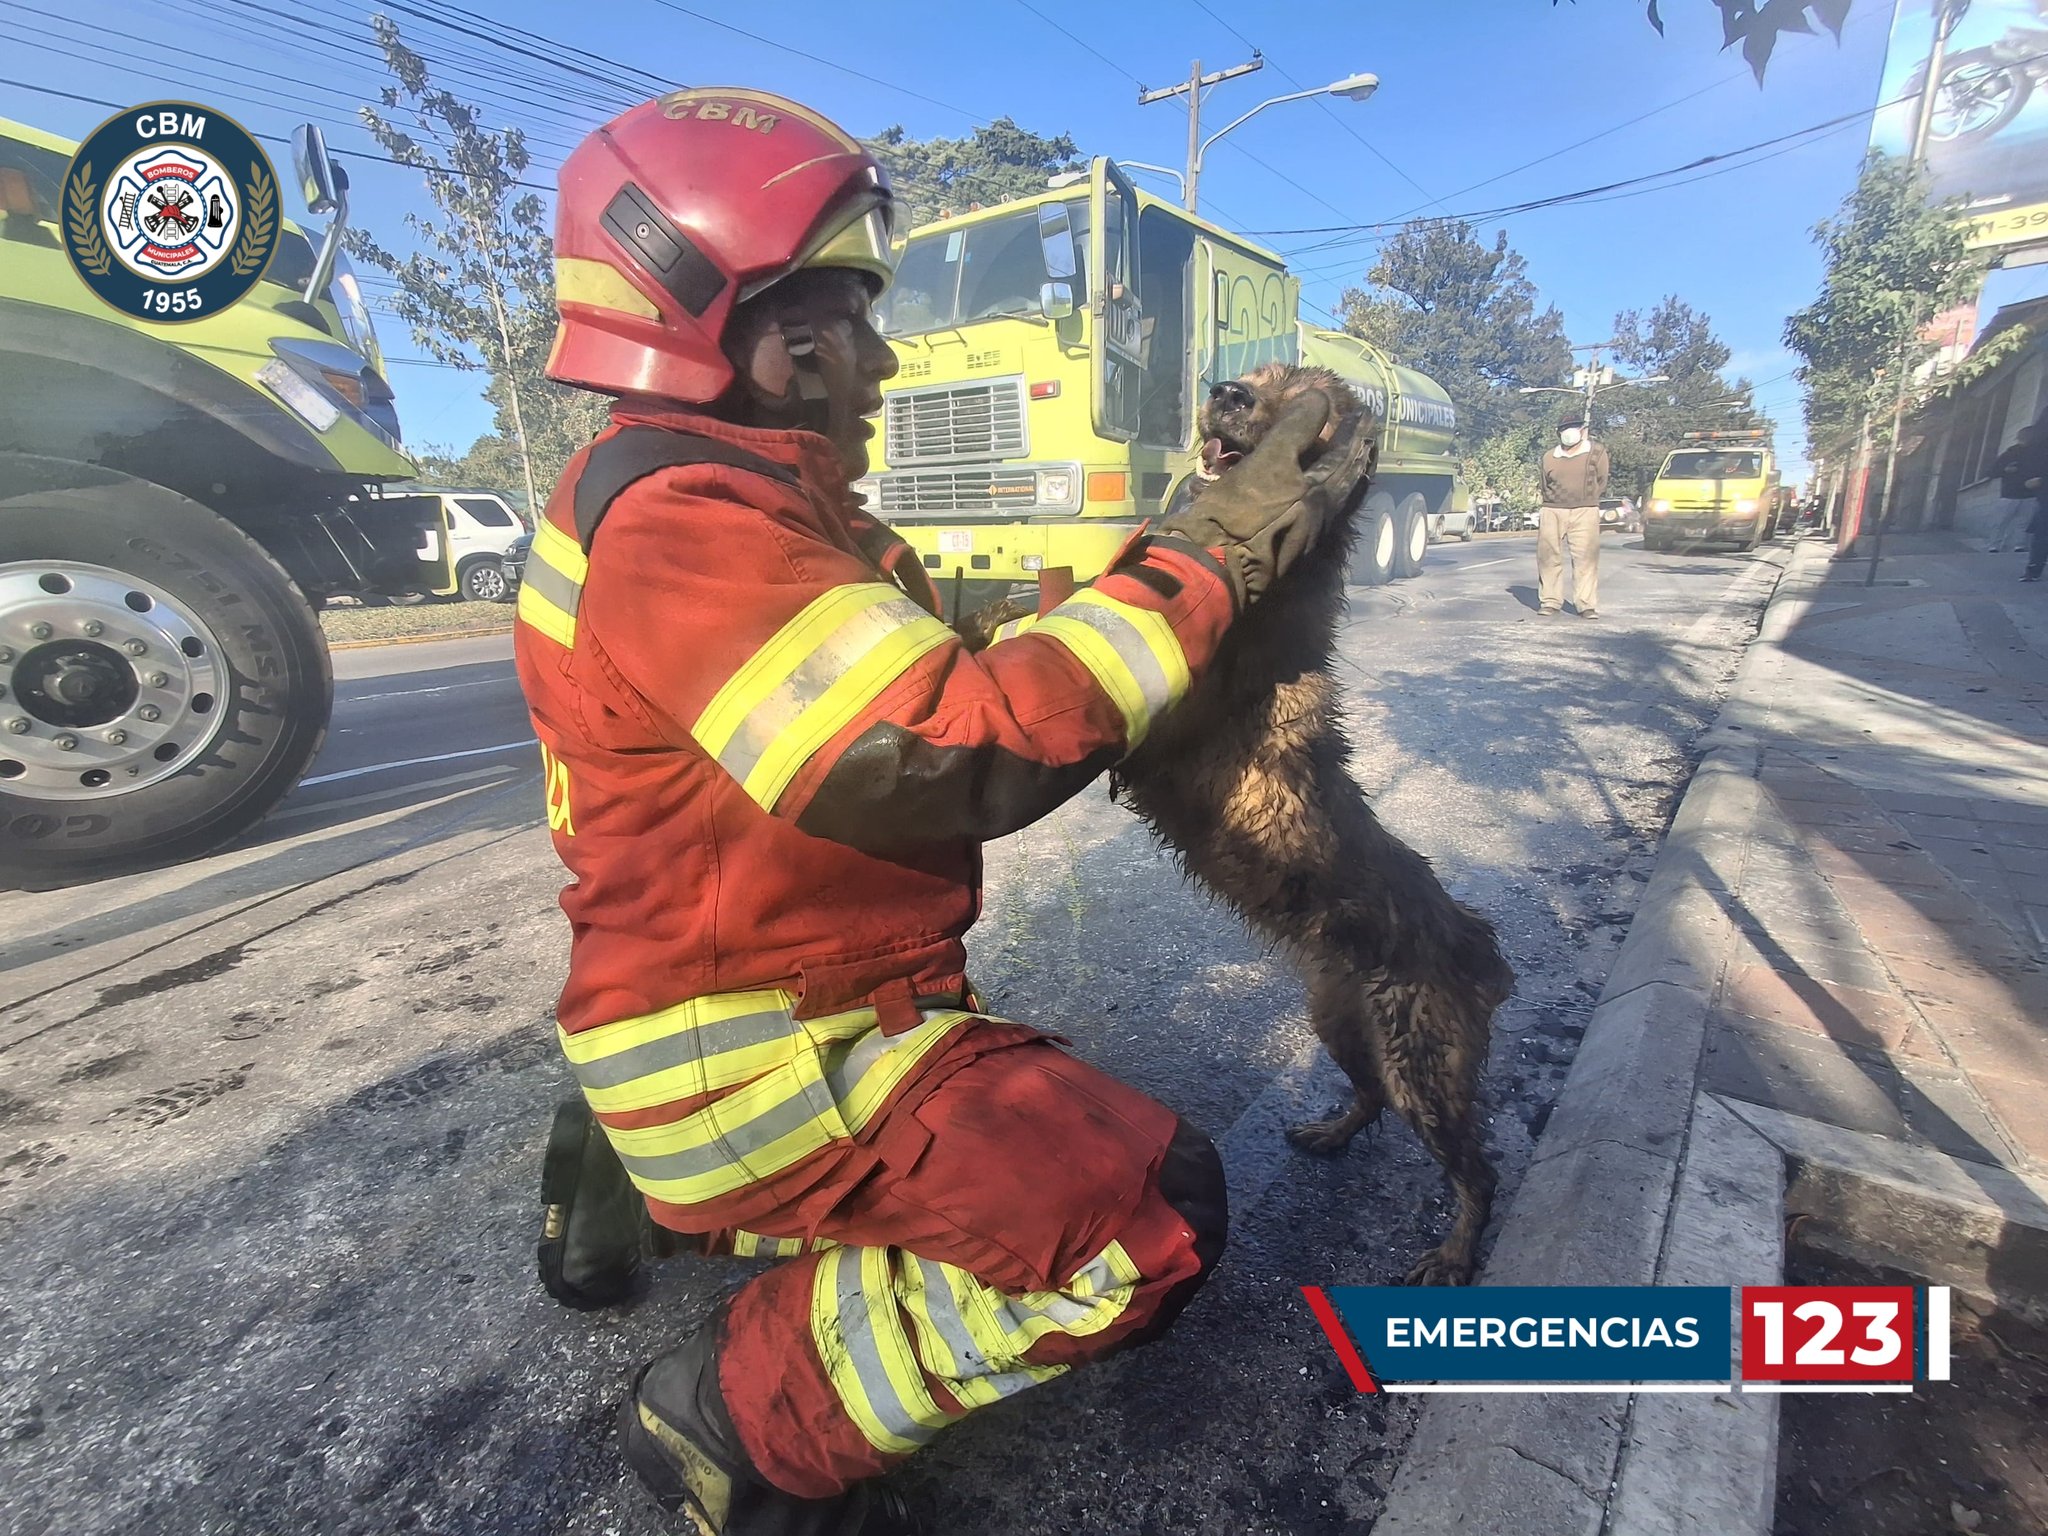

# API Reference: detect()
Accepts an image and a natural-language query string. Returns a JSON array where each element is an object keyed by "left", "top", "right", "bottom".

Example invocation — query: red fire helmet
[{"left": 548, "top": 89, "right": 895, "bottom": 404}]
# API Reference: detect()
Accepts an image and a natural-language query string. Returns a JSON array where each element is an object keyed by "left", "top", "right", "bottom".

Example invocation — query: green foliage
[
  {"left": 1783, "top": 150, "right": 1987, "bottom": 463},
  {"left": 1560, "top": 0, "right": 1857, "bottom": 80},
  {"left": 1338, "top": 219, "right": 1572, "bottom": 449},
  {"left": 1462, "top": 420, "right": 1547, "bottom": 512},
  {"left": 1342, "top": 221, "right": 1576, "bottom": 514},
  {"left": 344, "top": 18, "right": 605, "bottom": 511},
  {"left": 401, "top": 436, "right": 542, "bottom": 513},
  {"left": 1601, "top": 296, "right": 1755, "bottom": 496},
  {"left": 863, "top": 118, "right": 1083, "bottom": 230}
]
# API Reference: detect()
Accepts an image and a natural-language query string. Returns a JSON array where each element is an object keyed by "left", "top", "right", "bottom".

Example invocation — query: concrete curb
[
  {"left": 1374, "top": 541, "right": 1815, "bottom": 1536},
  {"left": 325, "top": 621, "right": 514, "bottom": 652}
]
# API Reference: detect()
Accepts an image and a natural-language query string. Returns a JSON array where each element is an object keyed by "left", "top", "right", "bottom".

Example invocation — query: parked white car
[
  {"left": 1429, "top": 503, "right": 1477, "bottom": 542},
  {"left": 413, "top": 489, "right": 528, "bottom": 601}
]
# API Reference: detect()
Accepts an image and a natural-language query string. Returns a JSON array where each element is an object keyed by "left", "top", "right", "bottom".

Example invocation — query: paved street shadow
[
  {"left": 0, "top": 770, "right": 541, "bottom": 1001},
  {"left": 1507, "top": 582, "right": 1540, "bottom": 611}
]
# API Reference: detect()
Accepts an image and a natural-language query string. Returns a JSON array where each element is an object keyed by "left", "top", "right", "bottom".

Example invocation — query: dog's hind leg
[
  {"left": 1369, "top": 980, "right": 1498, "bottom": 1285},
  {"left": 1286, "top": 965, "right": 1389, "bottom": 1155}
]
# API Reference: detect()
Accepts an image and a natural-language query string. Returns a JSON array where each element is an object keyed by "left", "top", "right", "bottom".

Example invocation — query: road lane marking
[
  {"left": 299, "top": 739, "right": 538, "bottom": 787},
  {"left": 1454, "top": 557, "right": 1520, "bottom": 571},
  {"left": 272, "top": 766, "right": 521, "bottom": 822},
  {"left": 339, "top": 675, "right": 515, "bottom": 704}
]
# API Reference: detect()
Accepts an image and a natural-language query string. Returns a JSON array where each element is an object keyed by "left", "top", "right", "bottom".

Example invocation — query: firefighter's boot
[
  {"left": 621, "top": 1312, "right": 921, "bottom": 1536},
  {"left": 538, "top": 1095, "right": 658, "bottom": 1309}
]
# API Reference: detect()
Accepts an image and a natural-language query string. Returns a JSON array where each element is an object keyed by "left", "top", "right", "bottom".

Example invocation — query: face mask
[{"left": 1559, "top": 428, "right": 1584, "bottom": 448}]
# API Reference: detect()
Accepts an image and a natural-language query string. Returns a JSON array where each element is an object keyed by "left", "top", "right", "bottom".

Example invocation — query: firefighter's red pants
[{"left": 698, "top": 1040, "right": 1227, "bottom": 1498}]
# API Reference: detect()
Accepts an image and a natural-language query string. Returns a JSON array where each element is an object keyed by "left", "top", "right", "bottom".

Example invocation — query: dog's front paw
[
  {"left": 1402, "top": 1244, "right": 1476, "bottom": 1286},
  {"left": 1286, "top": 1115, "right": 1359, "bottom": 1156}
]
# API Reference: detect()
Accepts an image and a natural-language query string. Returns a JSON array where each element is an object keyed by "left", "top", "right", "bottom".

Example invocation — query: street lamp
[
  {"left": 1187, "top": 73, "right": 1379, "bottom": 214},
  {"left": 1118, "top": 161, "right": 1187, "bottom": 199},
  {"left": 1520, "top": 372, "right": 1667, "bottom": 430}
]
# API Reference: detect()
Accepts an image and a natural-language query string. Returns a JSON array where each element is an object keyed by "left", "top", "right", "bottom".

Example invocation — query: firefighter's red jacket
[{"left": 514, "top": 404, "right": 1234, "bottom": 1230}]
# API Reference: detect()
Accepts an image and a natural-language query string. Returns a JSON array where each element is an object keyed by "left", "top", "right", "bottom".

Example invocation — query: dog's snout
[{"left": 1210, "top": 380, "right": 1255, "bottom": 411}]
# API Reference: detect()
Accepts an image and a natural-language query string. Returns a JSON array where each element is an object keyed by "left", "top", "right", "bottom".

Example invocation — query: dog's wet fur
[{"left": 962, "top": 363, "right": 1515, "bottom": 1284}]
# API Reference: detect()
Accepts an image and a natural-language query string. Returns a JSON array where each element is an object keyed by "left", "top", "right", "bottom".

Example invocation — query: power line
[
  {"left": 2, "top": 9, "right": 582, "bottom": 157},
  {"left": 1011, "top": 0, "right": 1141, "bottom": 86},
  {"left": 392, "top": 0, "right": 678, "bottom": 98},
  {"left": 1247, "top": 92, "right": 1915, "bottom": 241},
  {"left": 142, "top": 0, "right": 617, "bottom": 135},
  {"left": 643, "top": 0, "right": 983, "bottom": 123},
  {"left": 0, "top": 75, "right": 559, "bottom": 191},
  {"left": 1183, "top": 0, "right": 1448, "bottom": 214}
]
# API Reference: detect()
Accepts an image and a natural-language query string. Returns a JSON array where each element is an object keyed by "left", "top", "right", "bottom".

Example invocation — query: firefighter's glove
[{"left": 1159, "top": 391, "right": 1372, "bottom": 609}]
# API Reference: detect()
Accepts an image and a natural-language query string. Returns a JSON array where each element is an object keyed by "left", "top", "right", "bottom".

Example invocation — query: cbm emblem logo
[{"left": 61, "top": 102, "right": 279, "bottom": 323}]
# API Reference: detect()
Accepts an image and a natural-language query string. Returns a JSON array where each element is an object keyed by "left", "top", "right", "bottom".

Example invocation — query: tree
[
  {"left": 1559, "top": 0, "right": 1858, "bottom": 80},
  {"left": 1339, "top": 220, "right": 1572, "bottom": 450},
  {"left": 1783, "top": 150, "right": 1990, "bottom": 469},
  {"left": 863, "top": 118, "right": 1083, "bottom": 230},
  {"left": 345, "top": 18, "right": 605, "bottom": 511},
  {"left": 1599, "top": 296, "right": 1754, "bottom": 497}
]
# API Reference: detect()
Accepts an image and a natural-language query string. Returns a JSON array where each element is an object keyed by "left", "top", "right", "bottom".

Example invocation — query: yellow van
[{"left": 1644, "top": 435, "right": 1778, "bottom": 552}]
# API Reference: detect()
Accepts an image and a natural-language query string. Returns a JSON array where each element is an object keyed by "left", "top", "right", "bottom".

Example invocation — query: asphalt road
[{"left": 0, "top": 532, "right": 1786, "bottom": 1536}]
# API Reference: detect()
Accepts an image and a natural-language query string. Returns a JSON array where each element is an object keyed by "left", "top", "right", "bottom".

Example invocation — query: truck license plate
[{"left": 937, "top": 531, "right": 973, "bottom": 554}]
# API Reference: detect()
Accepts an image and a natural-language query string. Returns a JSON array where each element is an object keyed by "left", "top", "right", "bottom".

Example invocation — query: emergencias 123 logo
[{"left": 60, "top": 102, "right": 279, "bottom": 323}]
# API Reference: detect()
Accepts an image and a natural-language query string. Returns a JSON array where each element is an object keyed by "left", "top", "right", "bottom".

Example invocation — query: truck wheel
[
  {"left": 458, "top": 556, "right": 510, "bottom": 603},
  {"left": 1348, "top": 492, "right": 1399, "bottom": 586},
  {"left": 1395, "top": 494, "right": 1430, "bottom": 578},
  {"left": 0, "top": 470, "right": 331, "bottom": 889}
]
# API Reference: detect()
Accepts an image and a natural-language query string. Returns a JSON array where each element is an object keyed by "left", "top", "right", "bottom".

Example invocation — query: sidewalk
[{"left": 1377, "top": 534, "right": 2048, "bottom": 1536}]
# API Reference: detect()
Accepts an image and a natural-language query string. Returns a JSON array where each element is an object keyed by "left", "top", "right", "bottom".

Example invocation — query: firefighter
[{"left": 516, "top": 90, "right": 1370, "bottom": 1535}]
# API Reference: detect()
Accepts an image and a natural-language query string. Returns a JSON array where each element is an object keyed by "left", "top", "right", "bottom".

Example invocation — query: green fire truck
[{"left": 2, "top": 115, "right": 447, "bottom": 889}]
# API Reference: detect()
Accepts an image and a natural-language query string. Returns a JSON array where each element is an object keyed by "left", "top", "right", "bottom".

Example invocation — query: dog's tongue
[{"left": 1202, "top": 437, "right": 1243, "bottom": 474}]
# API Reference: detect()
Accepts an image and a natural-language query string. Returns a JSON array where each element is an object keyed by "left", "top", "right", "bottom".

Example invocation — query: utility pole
[
  {"left": 1862, "top": 0, "right": 1970, "bottom": 571},
  {"left": 1138, "top": 56, "right": 1264, "bottom": 213}
]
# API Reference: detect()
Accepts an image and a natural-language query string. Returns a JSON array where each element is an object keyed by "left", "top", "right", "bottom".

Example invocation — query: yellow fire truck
[{"left": 861, "top": 160, "right": 1467, "bottom": 614}]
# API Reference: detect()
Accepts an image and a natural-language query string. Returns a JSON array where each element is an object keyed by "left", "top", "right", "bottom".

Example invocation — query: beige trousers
[{"left": 1537, "top": 505, "right": 1601, "bottom": 613}]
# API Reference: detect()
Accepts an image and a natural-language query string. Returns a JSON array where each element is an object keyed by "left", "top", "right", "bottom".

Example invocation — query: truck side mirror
[
  {"left": 292, "top": 124, "right": 343, "bottom": 216},
  {"left": 290, "top": 123, "right": 351, "bottom": 307},
  {"left": 1039, "top": 281, "right": 1075, "bottom": 320},
  {"left": 1037, "top": 202, "right": 1078, "bottom": 281}
]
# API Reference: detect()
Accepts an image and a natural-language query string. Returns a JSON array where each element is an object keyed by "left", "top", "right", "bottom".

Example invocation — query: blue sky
[{"left": 10, "top": 0, "right": 2048, "bottom": 479}]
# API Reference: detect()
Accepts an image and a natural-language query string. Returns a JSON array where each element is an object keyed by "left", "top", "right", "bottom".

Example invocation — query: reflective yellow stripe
[
  {"left": 567, "top": 989, "right": 972, "bottom": 1208},
  {"left": 731, "top": 1229, "right": 833, "bottom": 1258},
  {"left": 1029, "top": 589, "right": 1190, "bottom": 747},
  {"left": 822, "top": 1241, "right": 1136, "bottom": 1451},
  {"left": 988, "top": 615, "right": 1041, "bottom": 644},
  {"left": 813, "top": 1246, "right": 958, "bottom": 1456},
  {"left": 690, "top": 582, "right": 955, "bottom": 811},
  {"left": 961, "top": 1241, "right": 1143, "bottom": 1359},
  {"left": 828, "top": 1010, "right": 974, "bottom": 1132},
  {"left": 901, "top": 1254, "right": 1067, "bottom": 1409},
  {"left": 516, "top": 520, "right": 588, "bottom": 649},
  {"left": 558, "top": 988, "right": 810, "bottom": 1113},
  {"left": 555, "top": 256, "right": 660, "bottom": 320}
]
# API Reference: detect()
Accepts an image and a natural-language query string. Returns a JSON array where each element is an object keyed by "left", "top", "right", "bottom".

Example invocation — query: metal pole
[
  {"left": 1910, "top": 1, "right": 1963, "bottom": 164},
  {"left": 1184, "top": 59, "right": 1202, "bottom": 213}
]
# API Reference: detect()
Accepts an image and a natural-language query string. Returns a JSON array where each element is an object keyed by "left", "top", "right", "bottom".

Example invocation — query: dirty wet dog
[{"left": 964, "top": 364, "right": 1515, "bottom": 1284}]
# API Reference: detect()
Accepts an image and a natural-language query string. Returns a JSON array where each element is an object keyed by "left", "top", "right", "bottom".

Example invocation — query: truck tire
[
  {"left": 1348, "top": 492, "right": 1399, "bottom": 586},
  {"left": 0, "top": 465, "right": 331, "bottom": 889},
  {"left": 1394, "top": 493, "right": 1430, "bottom": 579}
]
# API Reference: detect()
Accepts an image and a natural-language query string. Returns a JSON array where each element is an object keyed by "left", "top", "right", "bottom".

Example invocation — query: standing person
[
  {"left": 1535, "top": 412, "right": 1611, "bottom": 618},
  {"left": 1988, "top": 424, "right": 2037, "bottom": 553},
  {"left": 516, "top": 91, "right": 1369, "bottom": 1535},
  {"left": 2024, "top": 416, "right": 2048, "bottom": 582}
]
